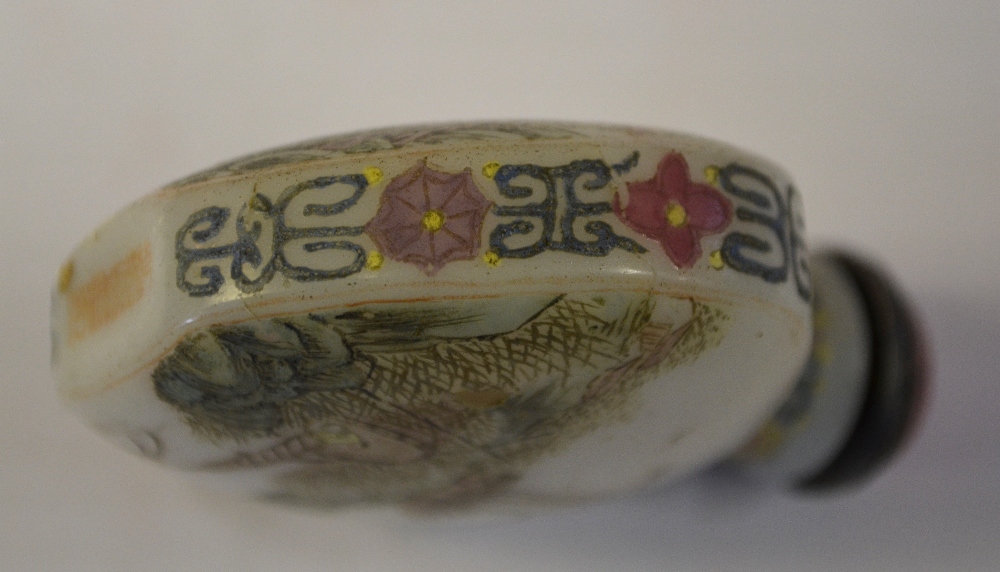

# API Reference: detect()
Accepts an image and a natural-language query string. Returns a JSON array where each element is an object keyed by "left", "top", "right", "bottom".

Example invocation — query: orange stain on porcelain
[{"left": 66, "top": 242, "right": 152, "bottom": 343}]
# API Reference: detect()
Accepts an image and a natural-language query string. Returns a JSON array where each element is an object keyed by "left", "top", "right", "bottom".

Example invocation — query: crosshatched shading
[
  {"left": 55, "top": 122, "right": 820, "bottom": 512},
  {"left": 152, "top": 293, "right": 729, "bottom": 507}
]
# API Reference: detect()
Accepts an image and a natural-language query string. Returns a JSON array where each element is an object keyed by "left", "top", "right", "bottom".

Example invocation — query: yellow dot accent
[
  {"left": 57, "top": 260, "right": 74, "bottom": 293},
  {"left": 709, "top": 250, "right": 724, "bottom": 269},
  {"left": 483, "top": 251, "right": 501, "bottom": 267},
  {"left": 366, "top": 251, "right": 384, "bottom": 270},
  {"left": 482, "top": 162, "right": 501, "bottom": 179},
  {"left": 665, "top": 202, "right": 688, "bottom": 228},
  {"left": 704, "top": 165, "right": 720, "bottom": 186},
  {"left": 421, "top": 210, "right": 446, "bottom": 232},
  {"left": 363, "top": 166, "right": 383, "bottom": 185}
]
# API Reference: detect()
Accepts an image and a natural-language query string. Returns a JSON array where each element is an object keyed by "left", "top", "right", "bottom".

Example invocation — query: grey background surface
[{"left": 2, "top": 2, "right": 998, "bottom": 570}]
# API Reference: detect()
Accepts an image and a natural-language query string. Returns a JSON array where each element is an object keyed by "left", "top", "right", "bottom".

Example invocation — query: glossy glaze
[{"left": 52, "top": 122, "right": 812, "bottom": 508}]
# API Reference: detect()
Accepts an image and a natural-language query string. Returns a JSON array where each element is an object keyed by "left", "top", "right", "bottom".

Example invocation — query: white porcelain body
[{"left": 52, "top": 123, "right": 811, "bottom": 507}]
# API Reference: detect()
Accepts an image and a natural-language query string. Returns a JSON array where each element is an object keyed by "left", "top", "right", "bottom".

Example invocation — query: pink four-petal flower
[{"left": 613, "top": 153, "right": 733, "bottom": 268}]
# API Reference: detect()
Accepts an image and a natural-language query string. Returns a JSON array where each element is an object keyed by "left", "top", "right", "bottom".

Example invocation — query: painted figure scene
[{"left": 153, "top": 292, "right": 728, "bottom": 506}]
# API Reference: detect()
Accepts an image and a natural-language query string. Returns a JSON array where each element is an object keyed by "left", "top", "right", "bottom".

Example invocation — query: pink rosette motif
[
  {"left": 613, "top": 153, "right": 733, "bottom": 268},
  {"left": 366, "top": 161, "right": 492, "bottom": 275}
]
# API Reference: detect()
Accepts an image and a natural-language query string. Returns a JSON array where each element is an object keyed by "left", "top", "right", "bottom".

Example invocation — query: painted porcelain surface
[
  {"left": 52, "top": 122, "right": 812, "bottom": 508},
  {"left": 735, "top": 254, "right": 871, "bottom": 484}
]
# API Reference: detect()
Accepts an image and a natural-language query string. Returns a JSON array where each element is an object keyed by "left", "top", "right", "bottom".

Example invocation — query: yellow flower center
[
  {"left": 482, "top": 161, "right": 501, "bottom": 179},
  {"left": 362, "top": 166, "right": 383, "bottom": 185},
  {"left": 365, "top": 251, "right": 384, "bottom": 270},
  {"left": 421, "top": 209, "right": 446, "bottom": 232},
  {"left": 483, "top": 251, "right": 500, "bottom": 267},
  {"left": 709, "top": 250, "right": 724, "bottom": 270},
  {"left": 665, "top": 202, "right": 688, "bottom": 228}
]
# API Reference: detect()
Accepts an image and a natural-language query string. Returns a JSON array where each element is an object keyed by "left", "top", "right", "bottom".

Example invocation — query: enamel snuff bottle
[{"left": 51, "top": 123, "right": 926, "bottom": 508}]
